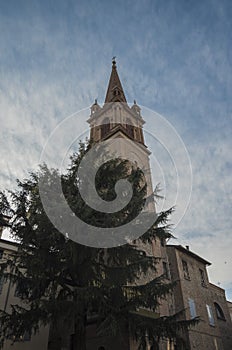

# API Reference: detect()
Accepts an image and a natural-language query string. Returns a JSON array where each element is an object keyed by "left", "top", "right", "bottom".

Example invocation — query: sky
[{"left": 0, "top": 0, "right": 232, "bottom": 299}]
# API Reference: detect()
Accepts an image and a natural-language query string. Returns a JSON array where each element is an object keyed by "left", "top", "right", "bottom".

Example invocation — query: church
[{"left": 0, "top": 60, "right": 232, "bottom": 350}]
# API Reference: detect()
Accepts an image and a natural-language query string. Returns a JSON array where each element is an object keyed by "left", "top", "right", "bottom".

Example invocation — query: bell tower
[
  {"left": 88, "top": 59, "right": 155, "bottom": 212},
  {"left": 87, "top": 59, "right": 171, "bottom": 318},
  {"left": 88, "top": 59, "right": 156, "bottom": 212},
  {"left": 88, "top": 59, "right": 169, "bottom": 266}
]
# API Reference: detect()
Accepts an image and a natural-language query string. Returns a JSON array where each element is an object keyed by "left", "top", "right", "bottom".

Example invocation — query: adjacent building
[
  {"left": 166, "top": 245, "right": 232, "bottom": 350},
  {"left": 0, "top": 238, "right": 49, "bottom": 350},
  {"left": 227, "top": 301, "right": 232, "bottom": 322}
]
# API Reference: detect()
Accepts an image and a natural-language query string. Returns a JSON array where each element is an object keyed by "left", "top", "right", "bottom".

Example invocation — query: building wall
[
  {"left": 2, "top": 328, "right": 49, "bottom": 350},
  {"left": 227, "top": 301, "right": 232, "bottom": 322},
  {"left": 209, "top": 284, "right": 232, "bottom": 350},
  {"left": 166, "top": 245, "right": 232, "bottom": 350},
  {"left": 0, "top": 239, "right": 49, "bottom": 350}
]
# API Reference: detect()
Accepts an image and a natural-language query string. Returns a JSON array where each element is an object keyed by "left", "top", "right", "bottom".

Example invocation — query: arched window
[
  {"left": 113, "top": 89, "right": 120, "bottom": 96},
  {"left": 126, "top": 118, "right": 134, "bottom": 139},
  {"left": 214, "top": 302, "right": 226, "bottom": 320},
  {"left": 101, "top": 118, "right": 110, "bottom": 138}
]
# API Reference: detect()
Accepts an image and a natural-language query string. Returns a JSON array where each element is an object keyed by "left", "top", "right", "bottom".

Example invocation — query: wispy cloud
[{"left": 0, "top": 0, "right": 231, "bottom": 298}]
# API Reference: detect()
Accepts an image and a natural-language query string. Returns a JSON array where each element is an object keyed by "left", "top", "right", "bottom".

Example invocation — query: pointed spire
[{"left": 104, "top": 58, "right": 127, "bottom": 103}]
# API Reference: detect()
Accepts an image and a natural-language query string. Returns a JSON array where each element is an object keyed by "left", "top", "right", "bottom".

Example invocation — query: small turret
[
  {"left": 90, "top": 99, "right": 101, "bottom": 116},
  {"left": 131, "top": 100, "right": 141, "bottom": 117}
]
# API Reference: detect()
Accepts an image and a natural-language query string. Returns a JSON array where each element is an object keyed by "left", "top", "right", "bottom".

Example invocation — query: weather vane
[{"left": 112, "top": 56, "right": 116, "bottom": 63}]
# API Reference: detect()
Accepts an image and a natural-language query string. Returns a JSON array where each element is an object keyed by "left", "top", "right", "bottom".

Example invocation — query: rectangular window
[
  {"left": 206, "top": 304, "right": 215, "bottom": 326},
  {"left": 188, "top": 298, "right": 197, "bottom": 319},
  {"left": 199, "top": 268, "right": 206, "bottom": 287},
  {"left": 182, "top": 260, "right": 190, "bottom": 280}
]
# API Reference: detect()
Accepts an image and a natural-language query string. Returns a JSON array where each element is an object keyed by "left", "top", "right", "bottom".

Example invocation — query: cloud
[{"left": 0, "top": 0, "right": 231, "bottom": 297}]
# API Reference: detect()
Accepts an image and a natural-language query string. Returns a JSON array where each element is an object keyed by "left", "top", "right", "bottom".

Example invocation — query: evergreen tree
[{"left": 0, "top": 141, "right": 198, "bottom": 350}]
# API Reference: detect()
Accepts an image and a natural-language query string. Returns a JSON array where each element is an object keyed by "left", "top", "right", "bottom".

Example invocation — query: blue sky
[{"left": 0, "top": 0, "right": 232, "bottom": 299}]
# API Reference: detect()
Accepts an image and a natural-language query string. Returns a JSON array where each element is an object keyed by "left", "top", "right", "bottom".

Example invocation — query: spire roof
[{"left": 104, "top": 58, "right": 127, "bottom": 103}]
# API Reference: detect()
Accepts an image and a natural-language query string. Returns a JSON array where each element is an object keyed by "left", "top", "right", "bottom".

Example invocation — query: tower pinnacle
[{"left": 104, "top": 59, "right": 127, "bottom": 103}]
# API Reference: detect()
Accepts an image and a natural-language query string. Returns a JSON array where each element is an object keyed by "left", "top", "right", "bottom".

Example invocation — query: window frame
[
  {"left": 199, "top": 268, "right": 207, "bottom": 287},
  {"left": 214, "top": 302, "right": 226, "bottom": 321},
  {"left": 206, "top": 304, "right": 215, "bottom": 326},
  {"left": 182, "top": 259, "right": 190, "bottom": 280},
  {"left": 188, "top": 298, "right": 197, "bottom": 319}
]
